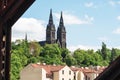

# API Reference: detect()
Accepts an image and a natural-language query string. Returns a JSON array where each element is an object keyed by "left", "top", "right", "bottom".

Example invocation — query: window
[
  {"left": 84, "top": 76, "right": 87, "bottom": 80},
  {"left": 84, "top": 75, "right": 90, "bottom": 80},
  {"left": 88, "top": 77, "right": 90, "bottom": 80},
  {"left": 63, "top": 34, "right": 65, "bottom": 39},
  {"left": 69, "top": 71, "right": 71, "bottom": 75},
  {"left": 62, "top": 70, "right": 64, "bottom": 74},
  {"left": 52, "top": 32, "right": 55, "bottom": 38}
]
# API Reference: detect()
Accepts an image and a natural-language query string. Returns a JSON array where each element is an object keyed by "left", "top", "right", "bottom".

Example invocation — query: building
[
  {"left": 39, "top": 9, "right": 66, "bottom": 48},
  {"left": 20, "top": 63, "right": 106, "bottom": 80},
  {"left": 20, "top": 64, "right": 74, "bottom": 80}
]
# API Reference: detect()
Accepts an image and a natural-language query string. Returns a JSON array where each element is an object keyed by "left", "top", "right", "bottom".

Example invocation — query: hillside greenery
[{"left": 10, "top": 40, "right": 120, "bottom": 80}]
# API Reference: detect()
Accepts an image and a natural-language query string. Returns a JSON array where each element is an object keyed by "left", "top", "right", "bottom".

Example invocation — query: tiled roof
[
  {"left": 32, "top": 64, "right": 65, "bottom": 72},
  {"left": 70, "top": 67, "right": 82, "bottom": 72},
  {"left": 82, "top": 68, "right": 96, "bottom": 73},
  {"left": 31, "top": 64, "right": 65, "bottom": 78},
  {"left": 70, "top": 66, "right": 106, "bottom": 75}
]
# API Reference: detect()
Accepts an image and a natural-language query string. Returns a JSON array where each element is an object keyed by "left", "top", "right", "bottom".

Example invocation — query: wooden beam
[
  {"left": 7, "top": 0, "right": 36, "bottom": 27},
  {"left": 5, "top": 20, "right": 12, "bottom": 80},
  {"left": 1, "top": 0, "right": 35, "bottom": 27},
  {"left": 0, "top": 0, "right": 35, "bottom": 80},
  {"left": 0, "top": 0, "right": 15, "bottom": 16},
  {"left": 0, "top": 25, "right": 3, "bottom": 80}
]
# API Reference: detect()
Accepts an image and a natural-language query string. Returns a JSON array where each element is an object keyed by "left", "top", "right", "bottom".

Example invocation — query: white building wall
[
  {"left": 59, "top": 66, "right": 74, "bottom": 80},
  {"left": 41, "top": 68, "right": 47, "bottom": 80}
]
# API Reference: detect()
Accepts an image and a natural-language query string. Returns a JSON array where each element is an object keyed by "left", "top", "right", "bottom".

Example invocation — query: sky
[{"left": 12, "top": 0, "right": 120, "bottom": 51}]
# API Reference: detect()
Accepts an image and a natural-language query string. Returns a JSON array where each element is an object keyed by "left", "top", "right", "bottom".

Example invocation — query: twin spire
[
  {"left": 46, "top": 9, "right": 66, "bottom": 48},
  {"left": 48, "top": 9, "right": 64, "bottom": 27}
]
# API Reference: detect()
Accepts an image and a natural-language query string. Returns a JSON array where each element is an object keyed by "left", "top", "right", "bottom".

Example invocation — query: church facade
[{"left": 39, "top": 9, "right": 66, "bottom": 48}]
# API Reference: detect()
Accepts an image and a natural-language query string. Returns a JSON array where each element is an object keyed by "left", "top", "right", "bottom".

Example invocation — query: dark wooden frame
[{"left": 0, "top": 0, "right": 35, "bottom": 80}]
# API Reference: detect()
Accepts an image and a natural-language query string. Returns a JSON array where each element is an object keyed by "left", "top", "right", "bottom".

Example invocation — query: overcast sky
[{"left": 12, "top": 0, "right": 120, "bottom": 51}]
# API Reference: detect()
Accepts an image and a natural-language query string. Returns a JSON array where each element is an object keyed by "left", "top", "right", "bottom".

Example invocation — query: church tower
[
  {"left": 46, "top": 9, "right": 56, "bottom": 44},
  {"left": 57, "top": 12, "right": 66, "bottom": 48}
]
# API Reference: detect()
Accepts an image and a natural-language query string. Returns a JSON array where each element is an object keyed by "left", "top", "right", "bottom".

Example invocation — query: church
[{"left": 39, "top": 9, "right": 66, "bottom": 48}]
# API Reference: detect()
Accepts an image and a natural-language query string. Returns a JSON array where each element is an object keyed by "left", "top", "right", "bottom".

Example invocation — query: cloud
[
  {"left": 12, "top": 18, "right": 46, "bottom": 41},
  {"left": 117, "top": 16, "right": 120, "bottom": 20},
  {"left": 113, "top": 28, "right": 120, "bottom": 34},
  {"left": 118, "top": 1, "right": 120, "bottom": 4},
  {"left": 84, "top": 14, "right": 94, "bottom": 22},
  {"left": 109, "top": 1, "right": 116, "bottom": 6},
  {"left": 109, "top": 1, "right": 120, "bottom": 6},
  {"left": 97, "top": 36, "right": 108, "bottom": 42},
  {"left": 67, "top": 45, "right": 100, "bottom": 52},
  {"left": 84, "top": 2, "right": 97, "bottom": 8},
  {"left": 53, "top": 12, "right": 94, "bottom": 25}
]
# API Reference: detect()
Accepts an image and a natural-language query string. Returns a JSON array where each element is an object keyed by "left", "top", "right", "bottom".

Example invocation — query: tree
[
  {"left": 73, "top": 49, "right": 86, "bottom": 66},
  {"left": 110, "top": 48, "right": 120, "bottom": 63},
  {"left": 65, "top": 54, "right": 77, "bottom": 66},
  {"left": 61, "top": 48, "right": 70, "bottom": 62},
  {"left": 11, "top": 51, "right": 23, "bottom": 80},
  {"left": 90, "top": 52, "right": 103, "bottom": 66},
  {"left": 29, "top": 41, "right": 42, "bottom": 56},
  {"left": 40, "top": 44, "right": 63, "bottom": 65},
  {"left": 11, "top": 40, "right": 29, "bottom": 80},
  {"left": 101, "top": 42, "right": 107, "bottom": 60},
  {"left": 111, "top": 48, "right": 115, "bottom": 62}
]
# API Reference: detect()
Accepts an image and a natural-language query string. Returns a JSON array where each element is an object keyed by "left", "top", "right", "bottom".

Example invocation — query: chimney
[
  {"left": 43, "top": 63, "right": 46, "bottom": 65},
  {"left": 53, "top": 64, "right": 56, "bottom": 66},
  {"left": 37, "top": 62, "right": 41, "bottom": 65}
]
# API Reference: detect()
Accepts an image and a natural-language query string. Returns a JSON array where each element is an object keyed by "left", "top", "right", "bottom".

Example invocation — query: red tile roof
[{"left": 31, "top": 64, "right": 65, "bottom": 78}]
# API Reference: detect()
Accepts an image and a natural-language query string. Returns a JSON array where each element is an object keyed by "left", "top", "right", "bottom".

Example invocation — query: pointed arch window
[{"left": 52, "top": 32, "right": 55, "bottom": 38}]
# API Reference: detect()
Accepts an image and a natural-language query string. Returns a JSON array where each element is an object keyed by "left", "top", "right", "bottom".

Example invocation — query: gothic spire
[
  {"left": 49, "top": 9, "right": 53, "bottom": 25},
  {"left": 25, "top": 33, "right": 28, "bottom": 42},
  {"left": 59, "top": 11, "right": 64, "bottom": 27}
]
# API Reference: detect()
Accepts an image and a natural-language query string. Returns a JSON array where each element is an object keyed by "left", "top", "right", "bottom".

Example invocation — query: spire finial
[
  {"left": 49, "top": 9, "right": 53, "bottom": 24},
  {"left": 25, "top": 33, "right": 27, "bottom": 41},
  {"left": 59, "top": 11, "right": 64, "bottom": 26}
]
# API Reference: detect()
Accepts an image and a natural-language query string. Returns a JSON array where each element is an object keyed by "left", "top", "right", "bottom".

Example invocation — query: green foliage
[
  {"left": 73, "top": 49, "right": 86, "bottom": 66},
  {"left": 40, "top": 44, "right": 63, "bottom": 65},
  {"left": 11, "top": 40, "right": 29, "bottom": 80},
  {"left": 29, "top": 41, "right": 42, "bottom": 56},
  {"left": 65, "top": 54, "right": 77, "bottom": 66},
  {"left": 110, "top": 48, "right": 120, "bottom": 63},
  {"left": 61, "top": 48, "right": 70, "bottom": 62}
]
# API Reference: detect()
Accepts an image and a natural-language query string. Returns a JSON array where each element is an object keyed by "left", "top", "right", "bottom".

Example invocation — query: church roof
[{"left": 39, "top": 41, "right": 46, "bottom": 46}]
